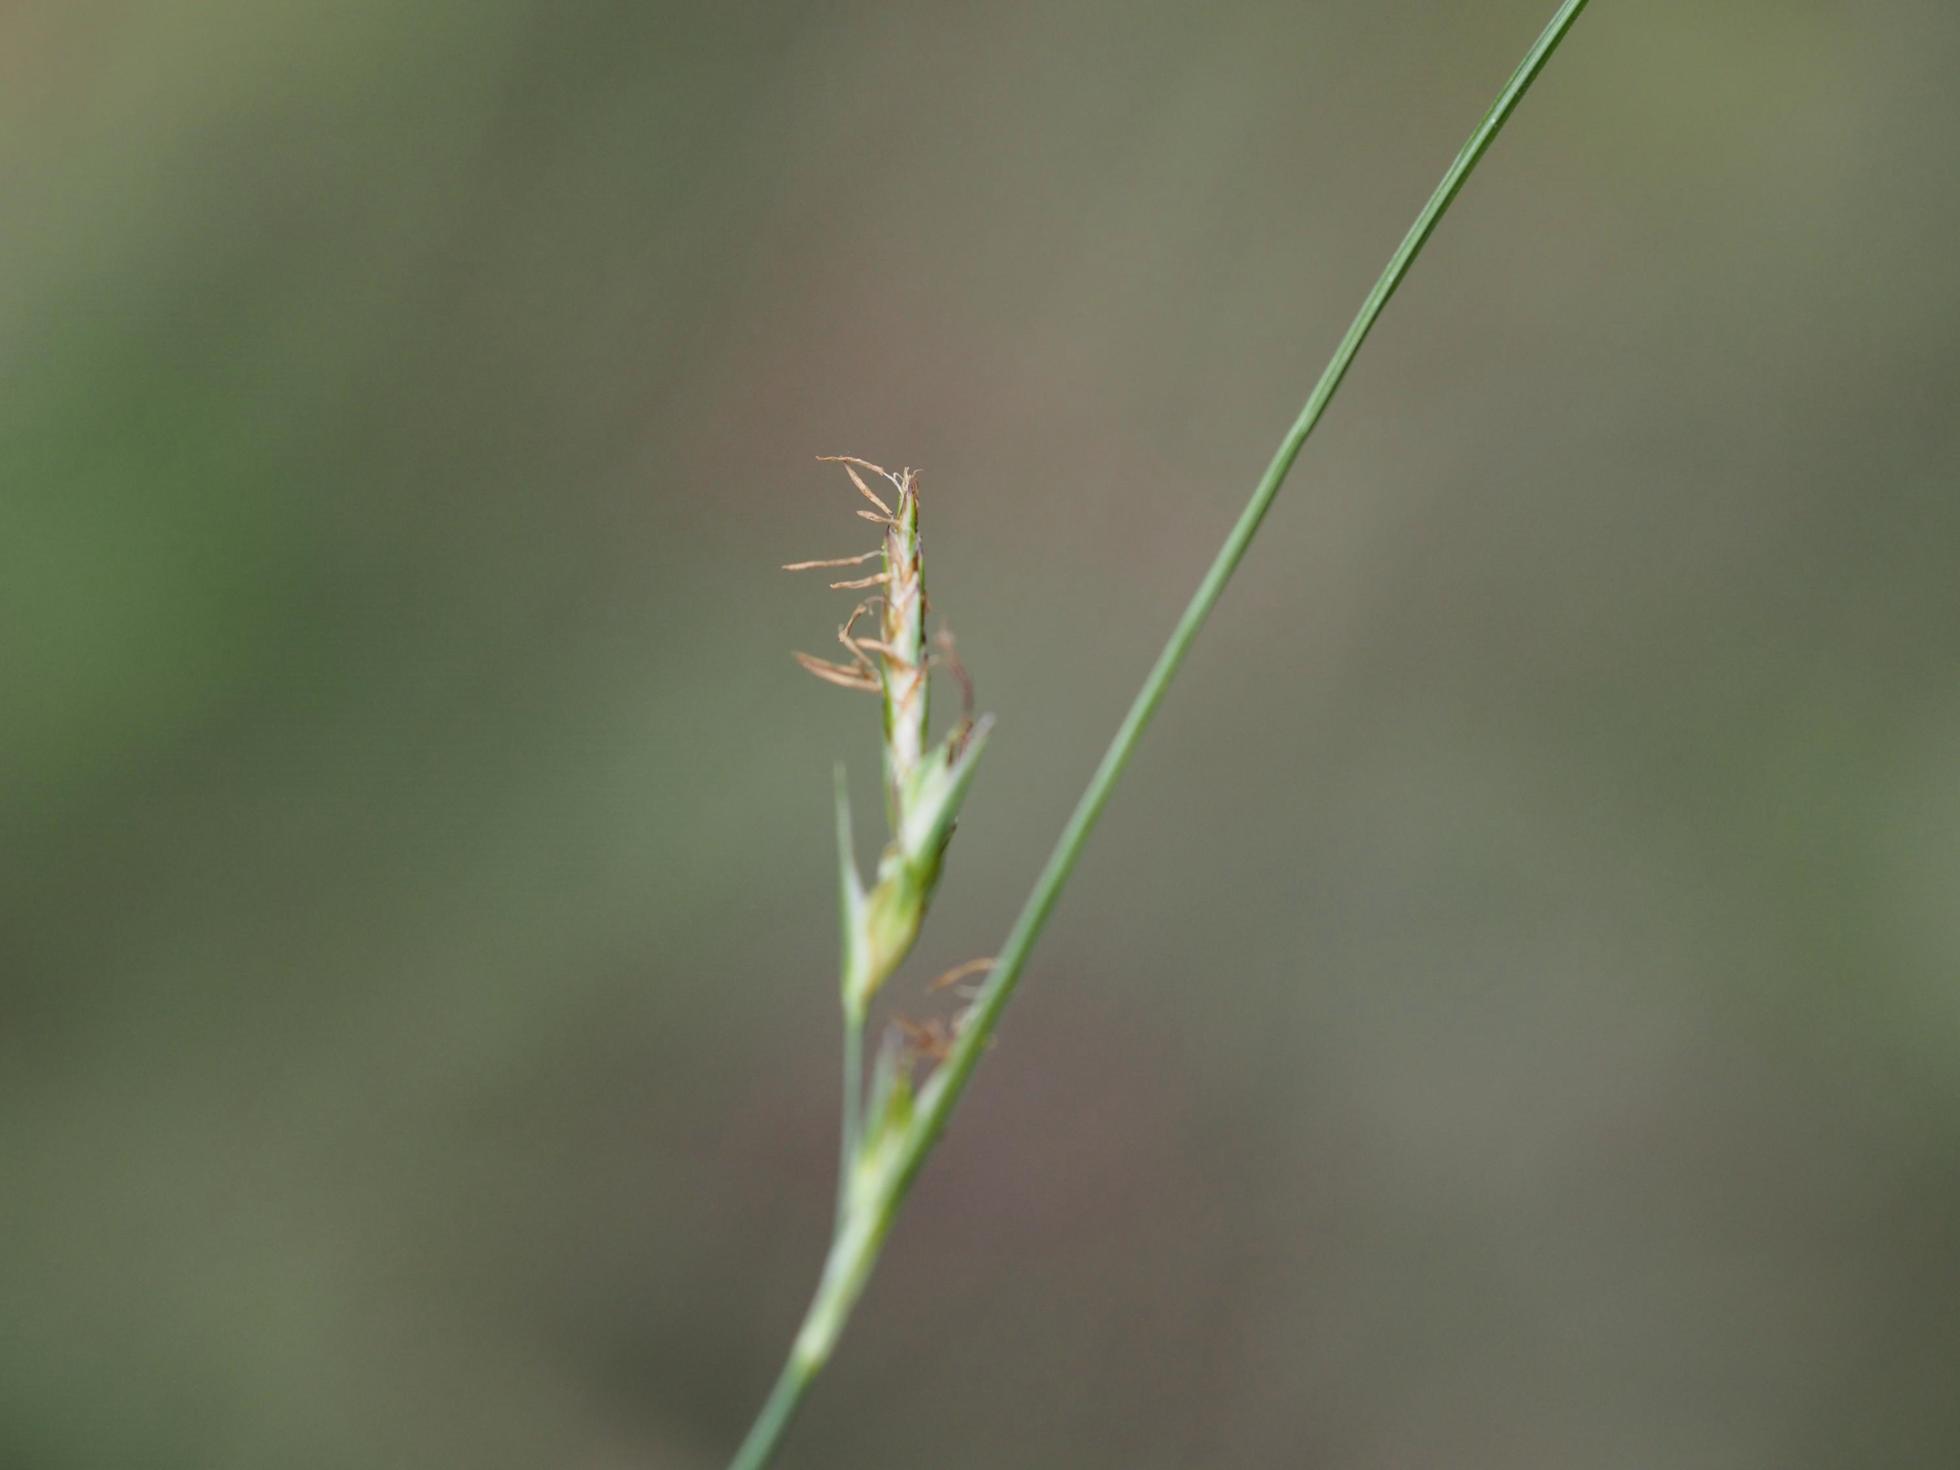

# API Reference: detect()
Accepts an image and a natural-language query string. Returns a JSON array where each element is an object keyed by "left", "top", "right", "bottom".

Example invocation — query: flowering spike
[{"left": 791, "top": 457, "right": 993, "bottom": 1016}]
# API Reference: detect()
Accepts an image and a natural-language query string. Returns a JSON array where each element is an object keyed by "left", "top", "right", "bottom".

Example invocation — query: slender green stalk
[
  {"left": 913, "top": 0, "right": 1593, "bottom": 1182},
  {"left": 831, "top": 765, "right": 863, "bottom": 1229},
  {"left": 834, "top": 1014, "right": 861, "bottom": 1229},
  {"left": 730, "top": 3, "right": 1593, "bottom": 1464},
  {"left": 728, "top": 1356, "right": 811, "bottom": 1470}
]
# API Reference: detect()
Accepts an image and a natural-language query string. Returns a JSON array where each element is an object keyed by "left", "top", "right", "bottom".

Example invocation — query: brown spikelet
[
  {"left": 793, "top": 651, "right": 879, "bottom": 692},
  {"left": 893, "top": 1015, "right": 956, "bottom": 1064},
  {"left": 933, "top": 627, "right": 974, "bottom": 721},
  {"left": 816, "top": 456, "right": 894, "bottom": 517},
  {"left": 784, "top": 550, "right": 881, "bottom": 572},
  {"left": 927, "top": 956, "right": 996, "bottom": 994}
]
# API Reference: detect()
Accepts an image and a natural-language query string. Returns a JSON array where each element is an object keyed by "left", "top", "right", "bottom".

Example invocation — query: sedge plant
[{"left": 729, "top": 2, "right": 1595, "bottom": 1465}]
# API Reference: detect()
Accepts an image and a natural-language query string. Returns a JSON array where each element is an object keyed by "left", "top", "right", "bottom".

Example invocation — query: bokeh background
[{"left": 6, "top": 1, "right": 1959, "bottom": 1465}]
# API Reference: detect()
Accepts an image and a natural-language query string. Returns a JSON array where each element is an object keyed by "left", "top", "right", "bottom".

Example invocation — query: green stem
[
  {"left": 726, "top": 1353, "right": 811, "bottom": 1470},
  {"left": 910, "top": 0, "right": 1593, "bottom": 1187},
  {"left": 727, "top": 1178, "right": 896, "bottom": 1470},
  {"left": 730, "top": 3, "right": 1593, "bottom": 1464},
  {"left": 834, "top": 1013, "right": 862, "bottom": 1229}
]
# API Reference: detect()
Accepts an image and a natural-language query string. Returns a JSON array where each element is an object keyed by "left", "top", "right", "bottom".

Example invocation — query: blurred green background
[{"left": 6, "top": 1, "right": 1959, "bottom": 1465}]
